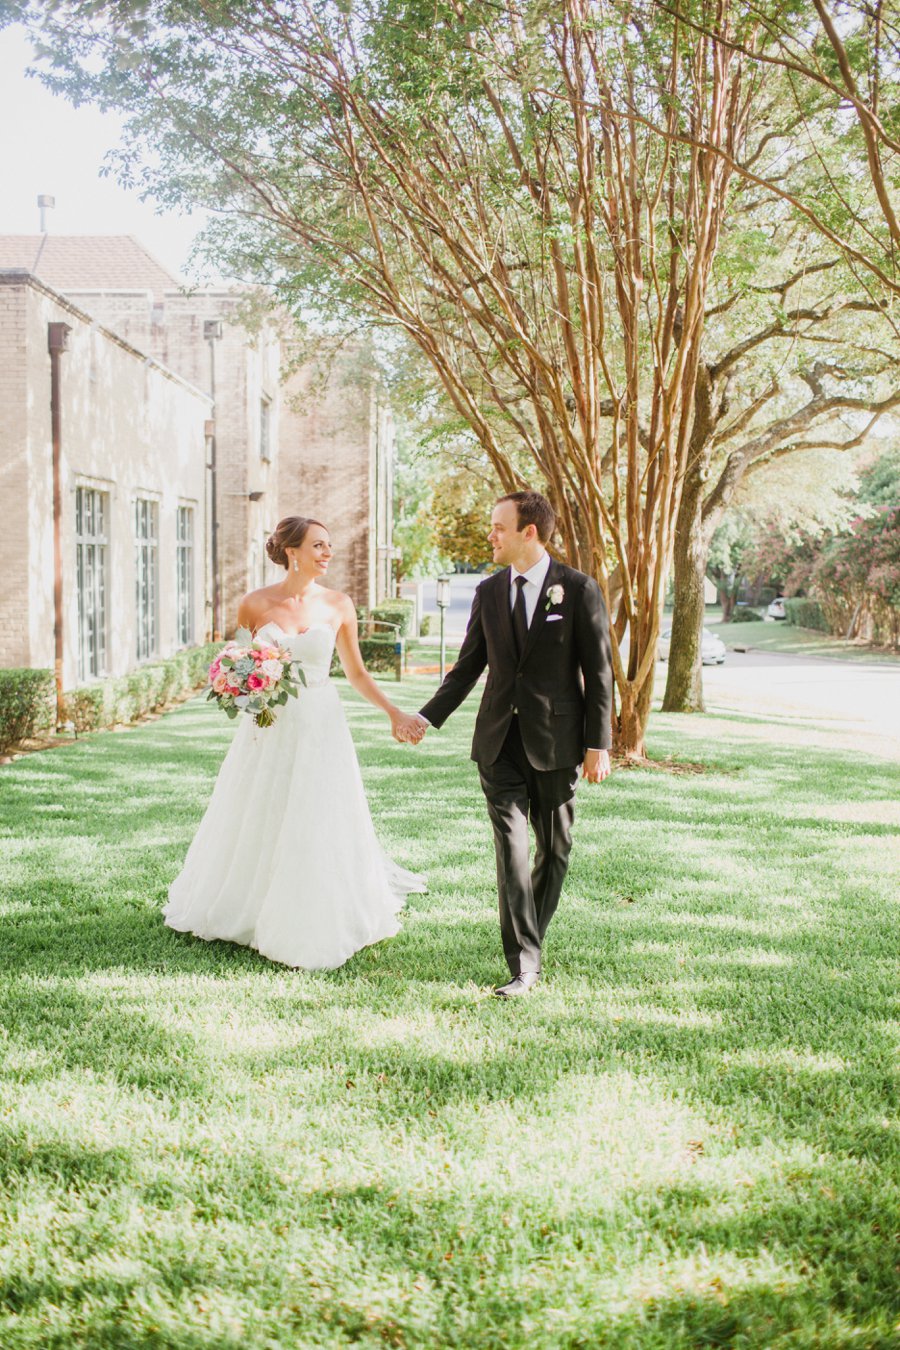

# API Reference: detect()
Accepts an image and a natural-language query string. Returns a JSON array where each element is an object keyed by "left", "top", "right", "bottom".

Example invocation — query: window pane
[{"left": 75, "top": 489, "right": 108, "bottom": 681}]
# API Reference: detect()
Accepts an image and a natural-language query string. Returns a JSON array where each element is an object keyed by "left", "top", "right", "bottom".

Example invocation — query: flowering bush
[
  {"left": 810, "top": 506, "right": 900, "bottom": 647},
  {"left": 207, "top": 628, "right": 306, "bottom": 727}
]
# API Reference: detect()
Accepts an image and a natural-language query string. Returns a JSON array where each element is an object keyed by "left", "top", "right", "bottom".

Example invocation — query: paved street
[
  {"left": 420, "top": 576, "right": 900, "bottom": 761},
  {"left": 692, "top": 648, "right": 900, "bottom": 761}
]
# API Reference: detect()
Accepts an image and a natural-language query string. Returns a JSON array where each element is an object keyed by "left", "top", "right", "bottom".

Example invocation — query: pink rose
[
  {"left": 212, "top": 673, "right": 229, "bottom": 694},
  {"left": 247, "top": 672, "right": 265, "bottom": 690},
  {"left": 209, "top": 660, "right": 222, "bottom": 683}
]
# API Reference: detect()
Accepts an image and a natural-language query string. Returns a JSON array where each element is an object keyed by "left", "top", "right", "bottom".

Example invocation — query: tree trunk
[
  {"left": 719, "top": 589, "right": 736, "bottom": 622},
  {"left": 662, "top": 477, "right": 708, "bottom": 711},
  {"left": 613, "top": 665, "right": 656, "bottom": 760},
  {"left": 662, "top": 366, "right": 714, "bottom": 713}
]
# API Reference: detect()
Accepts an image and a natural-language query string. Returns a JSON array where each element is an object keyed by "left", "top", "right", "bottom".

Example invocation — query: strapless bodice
[{"left": 256, "top": 622, "right": 336, "bottom": 687}]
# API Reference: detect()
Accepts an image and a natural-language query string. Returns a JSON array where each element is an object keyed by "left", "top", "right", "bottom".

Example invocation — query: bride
[{"left": 164, "top": 515, "right": 426, "bottom": 969}]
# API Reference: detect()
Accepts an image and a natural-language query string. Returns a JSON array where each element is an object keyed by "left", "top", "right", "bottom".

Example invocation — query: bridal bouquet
[{"left": 207, "top": 627, "right": 306, "bottom": 728}]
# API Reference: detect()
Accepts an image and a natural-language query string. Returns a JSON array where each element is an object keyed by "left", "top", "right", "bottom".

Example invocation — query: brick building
[
  {"left": 0, "top": 235, "right": 395, "bottom": 632},
  {"left": 0, "top": 269, "right": 210, "bottom": 687},
  {"left": 279, "top": 345, "right": 396, "bottom": 608}
]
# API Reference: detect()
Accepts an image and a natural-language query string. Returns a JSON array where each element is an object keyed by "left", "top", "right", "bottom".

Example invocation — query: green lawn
[
  {"left": 707, "top": 616, "right": 900, "bottom": 665},
  {"left": 1, "top": 678, "right": 899, "bottom": 1349}
]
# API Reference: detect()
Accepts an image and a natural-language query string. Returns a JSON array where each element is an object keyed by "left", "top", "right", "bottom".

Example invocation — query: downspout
[
  {"left": 204, "top": 319, "right": 223, "bottom": 639},
  {"left": 48, "top": 321, "right": 71, "bottom": 726}
]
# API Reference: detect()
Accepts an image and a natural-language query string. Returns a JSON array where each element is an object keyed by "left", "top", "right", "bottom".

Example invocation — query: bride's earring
[{"left": 293, "top": 558, "right": 299, "bottom": 573}]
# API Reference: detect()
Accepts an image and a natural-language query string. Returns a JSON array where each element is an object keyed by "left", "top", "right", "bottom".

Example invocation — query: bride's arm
[{"left": 334, "top": 597, "right": 421, "bottom": 740}]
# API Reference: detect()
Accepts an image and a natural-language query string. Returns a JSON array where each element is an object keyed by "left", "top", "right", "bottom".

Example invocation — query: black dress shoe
[{"left": 493, "top": 972, "right": 541, "bottom": 998}]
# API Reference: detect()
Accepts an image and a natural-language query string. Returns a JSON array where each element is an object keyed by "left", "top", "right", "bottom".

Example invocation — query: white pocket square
[{"left": 546, "top": 614, "right": 564, "bottom": 622}]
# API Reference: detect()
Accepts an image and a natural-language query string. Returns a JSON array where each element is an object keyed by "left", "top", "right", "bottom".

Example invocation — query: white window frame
[
  {"left": 176, "top": 505, "right": 195, "bottom": 647},
  {"left": 134, "top": 497, "right": 159, "bottom": 662},
  {"left": 75, "top": 486, "right": 109, "bottom": 682},
  {"left": 260, "top": 394, "right": 272, "bottom": 463}
]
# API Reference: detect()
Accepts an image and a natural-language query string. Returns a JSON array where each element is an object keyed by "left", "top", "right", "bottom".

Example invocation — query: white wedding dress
[{"left": 164, "top": 622, "right": 426, "bottom": 969}]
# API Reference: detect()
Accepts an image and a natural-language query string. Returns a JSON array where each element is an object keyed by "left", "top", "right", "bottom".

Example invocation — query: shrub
[
  {"left": 0, "top": 668, "right": 56, "bottom": 753},
  {"left": 369, "top": 599, "right": 416, "bottom": 638},
  {"left": 331, "top": 635, "right": 400, "bottom": 679},
  {"left": 784, "top": 598, "right": 829, "bottom": 632},
  {"left": 419, "top": 613, "right": 433, "bottom": 637},
  {"left": 64, "top": 685, "right": 106, "bottom": 736},
  {"left": 61, "top": 642, "right": 219, "bottom": 735},
  {"left": 734, "top": 607, "right": 764, "bottom": 623}
]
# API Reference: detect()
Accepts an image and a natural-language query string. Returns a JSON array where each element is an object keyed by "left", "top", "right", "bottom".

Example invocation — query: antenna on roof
[{"left": 37, "top": 195, "right": 55, "bottom": 233}]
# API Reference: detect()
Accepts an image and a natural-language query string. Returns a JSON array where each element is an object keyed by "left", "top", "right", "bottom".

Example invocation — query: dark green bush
[
  {"left": 61, "top": 642, "right": 219, "bottom": 735},
  {"left": 370, "top": 599, "right": 415, "bottom": 638},
  {"left": 419, "top": 613, "right": 433, "bottom": 637},
  {"left": 331, "top": 635, "right": 400, "bottom": 678},
  {"left": 784, "top": 598, "right": 829, "bottom": 631},
  {"left": 64, "top": 685, "right": 105, "bottom": 736},
  {"left": 735, "top": 607, "right": 765, "bottom": 623},
  {"left": 0, "top": 668, "right": 56, "bottom": 753}
]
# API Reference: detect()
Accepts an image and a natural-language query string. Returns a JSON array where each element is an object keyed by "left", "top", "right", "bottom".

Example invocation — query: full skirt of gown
[{"left": 163, "top": 623, "right": 425, "bottom": 969}]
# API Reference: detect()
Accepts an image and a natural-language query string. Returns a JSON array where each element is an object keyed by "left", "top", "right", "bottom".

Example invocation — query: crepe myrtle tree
[
  {"left": 652, "top": 0, "right": 900, "bottom": 302},
  {"left": 14, "top": 0, "right": 771, "bottom": 756},
  {"left": 663, "top": 224, "right": 900, "bottom": 712}
]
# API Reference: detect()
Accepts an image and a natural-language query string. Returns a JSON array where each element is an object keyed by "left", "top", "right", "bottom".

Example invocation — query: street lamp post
[{"left": 436, "top": 571, "right": 451, "bottom": 682}]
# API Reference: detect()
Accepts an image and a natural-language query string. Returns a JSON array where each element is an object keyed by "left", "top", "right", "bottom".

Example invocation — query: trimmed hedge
[
  {"left": 331, "top": 635, "right": 401, "bottom": 679},
  {"left": 61, "top": 643, "right": 219, "bottom": 735},
  {"left": 734, "top": 607, "right": 765, "bottom": 623},
  {"left": 0, "top": 668, "right": 56, "bottom": 754},
  {"left": 784, "top": 598, "right": 829, "bottom": 632},
  {"left": 369, "top": 599, "right": 416, "bottom": 638}
]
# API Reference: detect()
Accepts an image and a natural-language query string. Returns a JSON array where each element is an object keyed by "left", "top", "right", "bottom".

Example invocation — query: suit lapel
[
  {"left": 494, "top": 568, "right": 518, "bottom": 663},
  {"left": 520, "top": 557, "right": 560, "bottom": 665}
]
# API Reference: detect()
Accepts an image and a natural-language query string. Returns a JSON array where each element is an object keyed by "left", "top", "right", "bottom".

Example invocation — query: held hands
[
  {"left": 390, "top": 711, "right": 428, "bottom": 745},
  {"left": 581, "top": 749, "right": 611, "bottom": 784}
]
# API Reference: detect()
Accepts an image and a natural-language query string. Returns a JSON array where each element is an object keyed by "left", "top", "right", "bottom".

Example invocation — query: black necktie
[{"left": 512, "top": 575, "right": 528, "bottom": 658}]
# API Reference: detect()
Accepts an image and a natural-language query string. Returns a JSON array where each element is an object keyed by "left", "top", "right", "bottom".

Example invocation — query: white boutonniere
[{"left": 545, "top": 584, "right": 565, "bottom": 611}]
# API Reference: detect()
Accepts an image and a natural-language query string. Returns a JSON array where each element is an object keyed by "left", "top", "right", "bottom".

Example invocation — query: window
[
  {"left": 176, "top": 506, "right": 194, "bottom": 646},
  {"left": 75, "top": 487, "right": 108, "bottom": 681},
  {"left": 134, "top": 498, "right": 159, "bottom": 661},
  {"left": 260, "top": 395, "right": 272, "bottom": 462}
]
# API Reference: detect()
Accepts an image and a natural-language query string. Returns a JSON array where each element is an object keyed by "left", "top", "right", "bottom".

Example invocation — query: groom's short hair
[{"left": 498, "top": 490, "right": 556, "bottom": 543}]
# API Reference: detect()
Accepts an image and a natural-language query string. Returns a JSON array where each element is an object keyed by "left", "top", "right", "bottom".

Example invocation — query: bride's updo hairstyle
[{"left": 266, "top": 515, "right": 327, "bottom": 569}]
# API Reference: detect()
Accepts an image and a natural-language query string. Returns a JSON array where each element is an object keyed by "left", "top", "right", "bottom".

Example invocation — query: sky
[{"left": 0, "top": 24, "right": 216, "bottom": 283}]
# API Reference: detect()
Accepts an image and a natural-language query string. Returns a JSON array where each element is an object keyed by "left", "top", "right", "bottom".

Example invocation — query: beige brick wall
[
  {"left": 38, "top": 283, "right": 394, "bottom": 627},
  {"left": 278, "top": 348, "right": 394, "bottom": 609},
  {"left": 0, "top": 283, "right": 31, "bottom": 666},
  {"left": 65, "top": 288, "right": 282, "bottom": 634},
  {"left": 0, "top": 275, "right": 210, "bottom": 686}
]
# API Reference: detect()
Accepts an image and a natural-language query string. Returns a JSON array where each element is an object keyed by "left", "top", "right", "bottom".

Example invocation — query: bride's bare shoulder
[
  {"left": 325, "top": 590, "right": 357, "bottom": 623},
  {"left": 237, "top": 585, "right": 280, "bottom": 626}
]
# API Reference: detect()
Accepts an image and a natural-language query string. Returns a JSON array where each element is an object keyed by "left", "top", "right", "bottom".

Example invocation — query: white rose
[
  {"left": 547, "top": 584, "right": 565, "bottom": 606},
  {"left": 260, "top": 658, "right": 283, "bottom": 679}
]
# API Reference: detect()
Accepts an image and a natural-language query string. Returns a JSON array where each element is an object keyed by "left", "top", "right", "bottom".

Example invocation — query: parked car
[
  {"left": 767, "top": 596, "right": 787, "bottom": 620},
  {"left": 657, "top": 626, "right": 726, "bottom": 664}
]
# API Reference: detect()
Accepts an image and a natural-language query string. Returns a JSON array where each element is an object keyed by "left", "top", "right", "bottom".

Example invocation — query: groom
[{"left": 409, "top": 491, "right": 612, "bottom": 997}]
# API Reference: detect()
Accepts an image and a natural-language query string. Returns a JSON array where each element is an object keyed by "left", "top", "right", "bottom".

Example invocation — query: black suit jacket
[{"left": 419, "top": 558, "right": 613, "bottom": 770}]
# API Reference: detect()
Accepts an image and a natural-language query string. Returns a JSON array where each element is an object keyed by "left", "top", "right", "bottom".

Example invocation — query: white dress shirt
[{"left": 510, "top": 552, "right": 551, "bottom": 627}]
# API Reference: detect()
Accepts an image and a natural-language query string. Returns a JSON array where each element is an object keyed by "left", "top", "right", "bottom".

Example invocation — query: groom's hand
[
  {"left": 581, "top": 749, "right": 611, "bottom": 783},
  {"left": 392, "top": 712, "right": 427, "bottom": 744}
]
